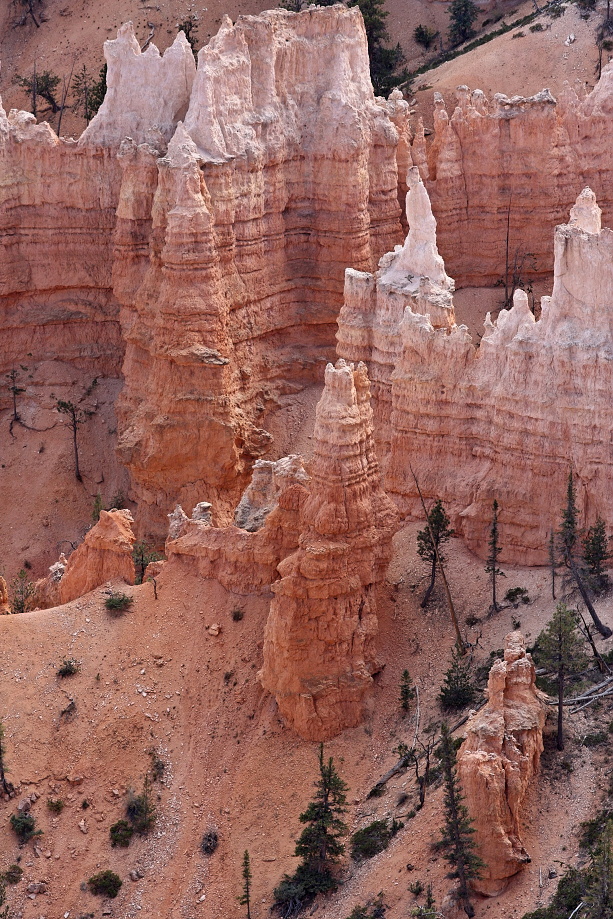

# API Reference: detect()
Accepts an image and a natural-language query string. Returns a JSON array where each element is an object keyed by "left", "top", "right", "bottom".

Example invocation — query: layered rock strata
[
  {"left": 457, "top": 632, "right": 547, "bottom": 896},
  {"left": 36, "top": 510, "right": 136, "bottom": 606},
  {"left": 415, "top": 68, "right": 613, "bottom": 286},
  {"left": 164, "top": 456, "right": 309, "bottom": 594},
  {"left": 339, "top": 184, "right": 613, "bottom": 563},
  {"left": 259, "top": 359, "right": 399, "bottom": 741}
]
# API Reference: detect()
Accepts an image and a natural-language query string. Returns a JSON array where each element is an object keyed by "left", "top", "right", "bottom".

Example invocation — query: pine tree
[
  {"left": 584, "top": 820, "right": 613, "bottom": 919},
  {"left": 238, "top": 850, "right": 252, "bottom": 919},
  {"left": 273, "top": 745, "right": 348, "bottom": 916},
  {"left": 438, "top": 646, "right": 477, "bottom": 711},
  {"left": 447, "top": 0, "right": 479, "bottom": 45},
  {"left": 14, "top": 70, "right": 61, "bottom": 113},
  {"left": 348, "top": 0, "right": 408, "bottom": 96},
  {"left": 583, "top": 516, "right": 611, "bottom": 593},
  {"left": 56, "top": 399, "right": 93, "bottom": 483},
  {"left": 437, "top": 724, "right": 484, "bottom": 918},
  {"left": 400, "top": 669, "right": 416, "bottom": 714},
  {"left": 533, "top": 603, "right": 588, "bottom": 751},
  {"left": 10, "top": 569, "right": 35, "bottom": 615},
  {"left": 549, "top": 529, "right": 557, "bottom": 600},
  {"left": 485, "top": 499, "right": 504, "bottom": 613},
  {"left": 558, "top": 471, "right": 612, "bottom": 638},
  {"left": 417, "top": 500, "right": 455, "bottom": 608}
]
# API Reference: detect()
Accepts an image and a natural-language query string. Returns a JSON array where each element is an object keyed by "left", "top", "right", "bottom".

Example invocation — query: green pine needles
[
  {"left": 439, "top": 646, "right": 477, "bottom": 711},
  {"left": 437, "top": 724, "right": 484, "bottom": 917},
  {"left": 273, "top": 744, "right": 348, "bottom": 916}
]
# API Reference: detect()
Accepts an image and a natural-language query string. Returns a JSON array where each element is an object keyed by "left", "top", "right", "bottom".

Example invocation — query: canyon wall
[
  {"left": 414, "top": 66, "right": 613, "bottom": 286},
  {"left": 0, "top": 9, "right": 404, "bottom": 539},
  {"left": 339, "top": 180, "right": 613, "bottom": 563},
  {"left": 457, "top": 632, "right": 547, "bottom": 896}
]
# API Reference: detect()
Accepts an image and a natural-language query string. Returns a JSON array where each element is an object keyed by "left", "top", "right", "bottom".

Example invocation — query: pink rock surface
[
  {"left": 339, "top": 181, "right": 613, "bottom": 563},
  {"left": 58, "top": 509, "right": 136, "bottom": 603},
  {"left": 417, "top": 70, "right": 613, "bottom": 286},
  {"left": 457, "top": 632, "right": 547, "bottom": 895},
  {"left": 259, "top": 360, "right": 399, "bottom": 740}
]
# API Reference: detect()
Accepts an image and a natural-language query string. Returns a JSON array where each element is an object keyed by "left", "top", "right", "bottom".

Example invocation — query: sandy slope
[{"left": 1, "top": 523, "right": 612, "bottom": 918}]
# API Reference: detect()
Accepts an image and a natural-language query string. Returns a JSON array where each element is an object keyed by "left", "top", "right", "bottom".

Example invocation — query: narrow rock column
[{"left": 259, "top": 360, "right": 398, "bottom": 741}]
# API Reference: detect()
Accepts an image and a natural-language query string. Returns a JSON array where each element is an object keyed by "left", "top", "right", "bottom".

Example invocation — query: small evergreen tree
[
  {"left": 71, "top": 65, "right": 99, "bottom": 123},
  {"left": 417, "top": 500, "right": 454, "bottom": 608},
  {"left": 92, "top": 493, "right": 103, "bottom": 523},
  {"left": 132, "top": 541, "right": 164, "bottom": 585},
  {"left": 14, "top": 70, "right": 61, "bottom": 113},
  {"left": 549, "top": 528, "right": 557, "bottom": 600},
  {"left": 447, "top": 0, "right": 479, "bottom": 45},
  {"left": 10, "top": 569, "right": 35, "bottom": 615},
  {"left": 6, "top": 367, "right": 26, "bottom": 425},
  {"left": 56, "top": 399, "right": 92, "bottom": 482},
  {"left": 583, "top": 819, "right": 613, "bottom": 918},
  {"left": 400, "top": 669, "right": 416, "bottom": 714},
  {"left": 533, "top": 603, "right": 588, "bottom": 751},
  {"left": 238, "top": 850, "right": 252, "bottom": 919},
  {"left": 485, "top": 499, "right": 504, "bottom": 613},
  {"left": 348, "top": 0, "right": 408, "bottom": 96},
  {"left": 413, "top": 24, "right": 439, "bottom": 49},
  {"left": 558, "top": 471, "right": 612, "bottom": 638},
  {"left": 437, "top": 724, "right": 484, "bottom": 918},
  {"left": 273, "top": 744, "right": 348, "bottom": 916},
  {"left": 178, "top": 15, "right": 199, "bottom": 61},
  {"left": 89, "top": 64, "right": 108, "bottom": 117},
  {"left": 439, "top": 646, "right": 477, "bottom": 711},
  {"left": 583, "top": 516, "right": 611, "bottom": 593}
]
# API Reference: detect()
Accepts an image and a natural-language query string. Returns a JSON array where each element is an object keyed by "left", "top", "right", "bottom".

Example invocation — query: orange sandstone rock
[
  {"left": 419, "top": 69, "right": 613, "bottom": 286},
  {"left": 0, "top": 576, "right": 9, "bottom": 614},
  {"left": 457, "top": 632, "right": 547, "bottom": 896},
  {"left": 58, "top": 510, "right": 136, "bottom": 604},
  {"left": 340, "top": 182, "right": 613, "bottom": 567},
  {"left": 259, "top": 360, "right": 399, "bottom": 741}
]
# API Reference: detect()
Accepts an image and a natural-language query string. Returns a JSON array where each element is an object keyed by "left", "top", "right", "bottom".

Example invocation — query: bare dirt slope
[{"left": 1, "top": 524, "right": 612, "bottom": 919}]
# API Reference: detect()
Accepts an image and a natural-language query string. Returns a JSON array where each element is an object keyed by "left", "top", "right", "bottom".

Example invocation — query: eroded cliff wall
[
  {"left": 339, "top": 180, "right": 613, "bottom": 563},
  {"left": 415, "top": 68, "right": 613, "bottom": 286}
]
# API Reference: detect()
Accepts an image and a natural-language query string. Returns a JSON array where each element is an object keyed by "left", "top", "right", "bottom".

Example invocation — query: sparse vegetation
[
  {"left": 56, "top": 398, "right": 92, "bottom": 482},
  {"left": 345, "top": 893, "right": 387, "bottom": 919},
  {"left": 10, "top": 812, "right": 42, "bottom": 846},
  {"left": 10, "top": 569, "right": 35, "bottom": 615},
  {"left": 583, "top": 515, "right": 611, "bottom": 592},
  {"left": 439, "top": 645, "right": 477, "bottom": 711},
  {"left": 436, "top": 724, "right": 484, "bottom": 917},
  {"left": 350, "top": 819, "right": 402, "bottom": 860},
  {"left": 57, "top": 659, "right": 80, "bottom": 677},
  {"left": 2, "top": 864, "right": 23, "bottom": 885},
  {"left": 126, "top": 776, "right": 156, "bottom": 835},
  {"left": 88, "top": 870, "right": 122, "bottom": 898},
  {"left": 348, "top": 0, "right": 408, "bottom": 96},
  {"left": 104, "top": 591, "right": 133, "bottom": 613},
  {"left": 92, "top": 492, "right": 103, "bottom": 523},
  {"left": 417, "top": 500, "right": 455, "bottom": 608},
  {"left": 132, "top": 542, "right": 163, "bottom": 585},
  {"left": 238, "top": 850, "right": 252, "bottom": 918},
  {"left": 110, "top": 819, "right": 134, "bottom": 848},
  {"left": 273, "top": 744, "right": 348, "bottom": 916},
  {"left": 505, "top": 587, "right": 530, "bottom": 607},
  {"left": 485, "top": 499, "right": 505, "bottom": 613},
  {"left": 414, "top": 24, "right": 439, "bottom": 48},
  {"left": 532, "top": 602, "right": 588, "bottom": 751},
  {"left": 400, "top": 669, "right": 416, "bottom": 714},
  {"left": 46, "top": 798, "right": 64, "bottom": 814},
  {"left": 232, "top": 607, "right": 245, "bottom": 622},
  {"left": 14, "top": 69, "right": 61, "bottom": 116},
  {"left": 202, "top": 828, "right": 219, "bottom": 855},
  {"left": 448, "top": 0, "right": 479, "bottom": 45},
  {"left": 178, "top": 14, "right": 199, "bottom": 60}
]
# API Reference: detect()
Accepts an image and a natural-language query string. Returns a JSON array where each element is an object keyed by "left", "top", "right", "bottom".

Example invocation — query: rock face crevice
[
  {"left": 339, "top": 181, "right": 613, "bottom": 562},
  {"left": 412, "top": 70, "right": 613, "bottom": 286},
  {"left": 259, "top": 359, "right": 399, "bottom": 740},
  {"left": 457, "top": 632, "right": 547, "bottom": 896}
]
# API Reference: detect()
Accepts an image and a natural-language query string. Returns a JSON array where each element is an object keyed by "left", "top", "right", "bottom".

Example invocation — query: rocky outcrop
[
  {"left": 259, "top": 360, "right": 399, "bottom": 741},
  {"left": 338, "top": 165, "right": 455, "bottom": 465},
  {"left": 57, "top": 510, "right": 136, "bottom": 604},
  {"left": 417, "top": 69, "right": 613, "bottom": 286},
  {"left": 164, "top": 457, "right": 309, "bottom": 594},
  {"left": 0, "top": 103, "right": 124, "bottom": 385},
  {"left": 340, "top": 183, "right": 613, "bottom": 563},
  {"left": 0, "top": 577, "right": 10, "bottom": 615},
  {"left": 80, "top": 24, "right": 196, "bottom": 148},
  {"left": 457, "top": 632, "right": 547, "bottom": 896}
]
